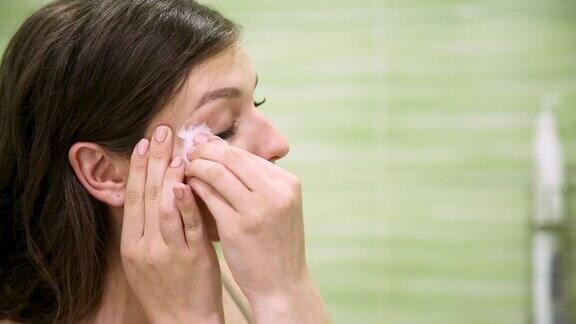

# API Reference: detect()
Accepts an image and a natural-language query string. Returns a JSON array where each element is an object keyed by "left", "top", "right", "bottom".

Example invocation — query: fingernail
[
  {"left": 194, "top": 134, "right": 208, "bottom": 144},
  {"left": 173, "top": 186, "right": 184, "bottom": 199},
  {"left": 170, "top": 156, "right": 182, "bottom": 167},
  {"left": 136, "top": 139, "right": 149, "bottom": 156},
  {"left": 154, "top": 125, "right": 168, "bottom": 143},
  {"left": 186, "top": 148, "right": 196, "bottom": 161}
]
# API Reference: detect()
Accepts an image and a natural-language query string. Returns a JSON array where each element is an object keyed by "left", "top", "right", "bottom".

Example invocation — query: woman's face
[{"left": 143, "top": 44, "right": 290, "bottom": 240}]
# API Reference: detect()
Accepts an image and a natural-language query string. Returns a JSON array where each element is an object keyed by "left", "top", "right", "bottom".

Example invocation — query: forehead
[
  {"left": 149, "top": 45, "right": 255, "bottom": 132},
  {"left": 184, "top": 45, "right": 255, "bottom": 96}
]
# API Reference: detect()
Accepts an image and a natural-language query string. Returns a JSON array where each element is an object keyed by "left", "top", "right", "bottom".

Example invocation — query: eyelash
[
  {"left": 216, "top": 122, "right": 237, "bottom": 140},
  {"left": 254, "top": 97, "right": 266, "bottom": 107},
  {"left": 215, "top": 99, "right": 266, "bottom": 140}
]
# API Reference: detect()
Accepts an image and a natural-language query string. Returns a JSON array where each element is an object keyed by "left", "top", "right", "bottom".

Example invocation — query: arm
[
  {"left": 186, "top": 136, "right": 329, "bottom": 324},
  {"left": 121, "top": 126, "right": 224, "bottom": 323}
]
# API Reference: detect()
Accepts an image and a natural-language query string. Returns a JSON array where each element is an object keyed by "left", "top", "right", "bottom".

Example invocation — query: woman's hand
[
  {"left": 121, "top": 125, "right": 223, "bottom": 324},
  {"left": 185, "top": 137, "right": 329, "bottom": 324}
]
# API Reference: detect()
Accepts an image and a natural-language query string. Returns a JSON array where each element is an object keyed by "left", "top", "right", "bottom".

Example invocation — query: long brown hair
[{"left": 0, "top": 0, "right": 239, "bottom": 322}]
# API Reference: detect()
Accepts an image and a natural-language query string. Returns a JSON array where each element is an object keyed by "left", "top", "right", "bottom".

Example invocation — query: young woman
[{"left": 0, "top": 0, "right": 328, "bottom": 323}]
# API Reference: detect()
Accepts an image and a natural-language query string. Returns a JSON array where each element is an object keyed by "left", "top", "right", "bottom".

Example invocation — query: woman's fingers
[
  {"left": 144, "top": 125, "right": 173, "bottom": 240},
  {"left": 158, "top": 156, "right": 187, "bottom": 249},
  {"left": 185, "top": 159, "right": 251, "bottom": 210},
  {"left": 186, "top": 143, "right": 273, "bottom": 190},
  {"left": 173, "top": 184, "right": 208, "bottom": 247},
  {"left": 188, "top": 178, "right": 237, "bottom": 226},
  {"left": 122, "top": 138, "right": 150, "bottom": 245},
  {"left": 186, "top": 142, "right": 285, "bottom": 191}
]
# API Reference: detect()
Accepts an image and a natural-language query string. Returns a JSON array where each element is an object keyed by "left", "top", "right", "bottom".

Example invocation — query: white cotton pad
[{"left": 176, "top": 122, "right": 214, "bottom": 162}]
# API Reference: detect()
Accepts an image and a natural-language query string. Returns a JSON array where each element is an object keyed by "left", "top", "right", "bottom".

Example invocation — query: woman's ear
[{"left": 68, "top": 142, "right": 128, "bottom": 207}]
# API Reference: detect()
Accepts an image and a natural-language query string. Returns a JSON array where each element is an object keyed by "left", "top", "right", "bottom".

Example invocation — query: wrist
[
  {"left": 150, "top": 310, "right": 224, "bottom": 324},
  {"left": 248, "top": 274, "right": 329, "bottom": 324},
  {"left": 194, "top": 312, "right": 224, "bottom": 324}
]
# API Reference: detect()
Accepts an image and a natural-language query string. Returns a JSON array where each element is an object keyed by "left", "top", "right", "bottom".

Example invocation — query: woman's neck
[{"left": 82, "top": 237, "right": 150, "bottom": 324}]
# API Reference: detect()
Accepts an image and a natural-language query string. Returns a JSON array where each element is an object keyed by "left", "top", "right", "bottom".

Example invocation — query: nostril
[
  {"left": 269, "top": 141, "right": 290, "bottom": 163},
  {"left": 279, "top": 141, "right": 290, "bottom": 158}
]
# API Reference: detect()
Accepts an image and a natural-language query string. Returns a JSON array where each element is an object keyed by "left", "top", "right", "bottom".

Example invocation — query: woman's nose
[
  {"left": 265, "top": 131, "right": 290, "bottom": 162},
  {"left": 260, "top": 125, "right": 290, "bottom": 162},
  {"left": 249, "top": 110, "right": 290, "bottom": 162}
]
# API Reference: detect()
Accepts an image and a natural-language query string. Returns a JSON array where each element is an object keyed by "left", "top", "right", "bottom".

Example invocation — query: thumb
[
  {"left": 183, "top": 133, "right": 228, "bottom": 162},
  {"left": 207, "top": 134, "right": 229, "bottom": 146}
]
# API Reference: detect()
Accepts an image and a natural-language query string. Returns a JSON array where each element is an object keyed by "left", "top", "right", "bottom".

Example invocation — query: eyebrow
[{"left": 195, "top": 74, "right": 259, "bottom": 109}]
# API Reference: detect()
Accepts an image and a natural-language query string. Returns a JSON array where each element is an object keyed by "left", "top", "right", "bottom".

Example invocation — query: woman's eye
[{"left": 215, "top": 122, "right": 238, "bottom": 140}]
